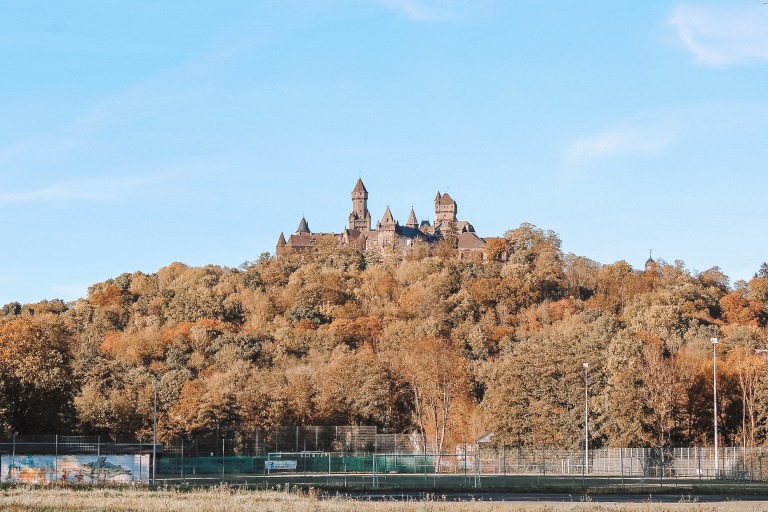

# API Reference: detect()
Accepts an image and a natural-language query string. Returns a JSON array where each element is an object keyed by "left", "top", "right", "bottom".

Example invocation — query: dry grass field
[{"left": 0, "top": 486, "right": 767, "bottom": 512}]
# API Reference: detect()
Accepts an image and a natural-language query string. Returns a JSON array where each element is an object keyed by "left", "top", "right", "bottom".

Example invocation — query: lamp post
[
  {"left": 710, "top": 338, "right": 719, "bottom": 479},
  {"left": 583, "top": 362, "right": 589, "bottom": 475},
  {"left": 151, "top": 371, "right": 158, "bottom": 485}
]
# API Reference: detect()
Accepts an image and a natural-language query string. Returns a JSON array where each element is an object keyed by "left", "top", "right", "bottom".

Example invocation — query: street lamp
[
  {"left": 151, "top": 371, "right": 158, "bottom": 485},
  {"left": 710, "top": 338, "right": 719, "bottom": 479},
  {"left": 583, "top": 362, "right": 589, "bottom": 475}
]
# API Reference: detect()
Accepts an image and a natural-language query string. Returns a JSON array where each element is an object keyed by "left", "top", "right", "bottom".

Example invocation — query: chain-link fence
[
  {"left": 161, "top": 426, "right": 415, "bottom": 458},
  {"left": 478, "top": 445, "right": 768, "bottom": 479},
  {"left": 157, "top": 452, "right": 482, "bottom": 488},
  {"left": 0, "top": 435, "right": 153, "bottom": 456},
  {"left": 3, "top": 433, "right": 768, "bottom": 485},
  {"left": 157, "top": 444, "right": 768, "bottom": 482}
]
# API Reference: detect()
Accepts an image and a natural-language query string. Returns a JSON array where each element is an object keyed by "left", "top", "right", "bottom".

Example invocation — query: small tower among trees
[{"left": 645, "top": 250, "right": 657, "bottom": 273}]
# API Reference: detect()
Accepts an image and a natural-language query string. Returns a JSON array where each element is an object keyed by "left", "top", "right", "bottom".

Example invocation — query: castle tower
[
  {"left": 434, "top": 191, "right": 457, "bottom": 224},
  {"left": 405, "top": 208, "right": 418, "bottom": 229},
  {"left": 645, "top": 250, "right": 657, "bottom": 273},
  {"left": 276, "top": 232, "right": 287, "bottom": 257},
  {"left": 377, "top": 206, "right": 397, "bottom": 247},
  {"left": 379, "top": 206, "right": 396, "bottom": 229},
  {"left": 296, "top": 216, "right": 310, "bottom": 234},
  {"left": 349, "top": 178, "right": 372, "bottom": 231}
]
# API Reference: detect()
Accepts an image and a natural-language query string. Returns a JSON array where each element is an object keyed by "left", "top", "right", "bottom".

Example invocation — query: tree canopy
[{"left": 2, "top": 225, "right": 767, "bottom": 451}]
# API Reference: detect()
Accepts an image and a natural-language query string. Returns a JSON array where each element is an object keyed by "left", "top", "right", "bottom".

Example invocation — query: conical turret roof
[
  {"left": 296, "top": 217, "right": 310, "bottom": 234},
  {"left": 352, "top": 178, "right": 367, "bottom": 194},
  {"left": 406, "top": 208, "right": 418, "bottom": 228},
  {"left": 277, "top": 232, "right": 287, "bottom": 246},
  {"left": 381, "top": 206, "right": 394, "bottom": 224}
]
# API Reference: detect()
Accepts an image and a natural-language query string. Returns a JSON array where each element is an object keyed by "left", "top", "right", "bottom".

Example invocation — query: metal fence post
[
  {"left": 697, "top": 445, "right": 701, "bottom": 480},
  {"left": 463, "top": 442, "right": 468, "bottom": 481},
  {"left": 620, "top": 447, "right": 624, "bottom": 485},
  {"left": 503, "top": 444, "right": 506, "bottom": 482},
  {"left": 659, "top": 446, "right": 663, "bottom": 487}
]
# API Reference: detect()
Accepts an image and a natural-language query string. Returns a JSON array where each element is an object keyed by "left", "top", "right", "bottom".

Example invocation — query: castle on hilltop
[{"left": 276, "top": 179, "right": 489, "bottom": 260}]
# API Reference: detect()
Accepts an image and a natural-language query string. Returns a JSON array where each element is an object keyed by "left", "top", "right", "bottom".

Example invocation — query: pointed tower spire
[
  {"left": 353, "top": 178, "right": 367, "bottom": 194},
  {"left": 277, "top": 232, "right": 286, "bottom": 247},
  {"left": 381, "top": 206, "right": 394, "bottom": 224},
  {"left": 296, "top": 217, "right": 310, "bottom": 234},
  {"left": 406, "top": 208, "right": 418, "bottom": 229}
]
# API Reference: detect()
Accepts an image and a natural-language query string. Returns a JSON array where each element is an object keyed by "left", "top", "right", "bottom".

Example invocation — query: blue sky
[{"left": 2, "top": 0, "right": 767, "bottom": 306}]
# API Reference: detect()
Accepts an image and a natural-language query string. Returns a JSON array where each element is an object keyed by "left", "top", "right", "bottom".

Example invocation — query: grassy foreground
[{"left": 0, "top": 486, "right": 766, "bottom": 512}]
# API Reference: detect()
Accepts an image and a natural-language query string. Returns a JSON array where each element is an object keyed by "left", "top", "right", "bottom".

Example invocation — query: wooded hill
[{"left": 2, "top": 223, "right": 768, "bottom": 452}]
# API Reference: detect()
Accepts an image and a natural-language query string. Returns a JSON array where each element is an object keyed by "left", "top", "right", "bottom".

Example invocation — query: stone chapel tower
[{"left": 349, "top": 178, "right": 372, "bottom": 231}]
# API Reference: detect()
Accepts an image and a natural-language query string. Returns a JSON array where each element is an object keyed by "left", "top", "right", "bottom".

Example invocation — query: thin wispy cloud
[
  {"left": 669, "top": 4, "right": 768, "bottom": 66},
  {"left": 564, "top": 102, "right": 768, "bottom": 172},
  {"left": 0, "top": 175, "right": 169, "bottom": 204},
  {"left": 565, "top": 123, "right": 674, "bottom": 167},
  {"left": 371, "top": 0, "right": 447, "bottom": 22},
  {"left": 0, "top": 88, "right": 165, "bottom": 170}
]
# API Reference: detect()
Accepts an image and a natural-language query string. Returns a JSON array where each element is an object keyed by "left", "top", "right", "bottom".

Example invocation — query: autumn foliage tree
[
  {"left": 0, "top": 315, "right": 75, "bottom": 435},
  {"left": 389, "top": 336, "right": 469, "bottom": 462},
  {"left": 2, "top": 225, "right": 768, "bottom": 454}
]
